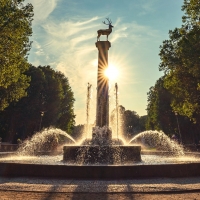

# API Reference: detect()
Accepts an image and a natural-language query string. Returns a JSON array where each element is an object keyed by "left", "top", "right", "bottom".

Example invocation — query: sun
[{"left": 104, "top": 64, "right": 119, "bottom": 81}]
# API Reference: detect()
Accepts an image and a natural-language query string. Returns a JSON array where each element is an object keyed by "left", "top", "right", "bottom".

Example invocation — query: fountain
[
  {"left": 63, "top": 25, "right": 141, "bottom": 164},
  {"left": 0, "top": 20, "right": 200, "bottom": 179},
  {"left": 0, "top": 126, "right": 200, "bottom": 179}
]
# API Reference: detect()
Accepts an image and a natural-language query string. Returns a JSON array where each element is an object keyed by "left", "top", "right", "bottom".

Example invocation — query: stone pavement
[
  {"left": 0, "top": 191, "right": 200, "bottom": 200},
  {"left": 0, "top": 176, "right": 200, "bottom": 199}
]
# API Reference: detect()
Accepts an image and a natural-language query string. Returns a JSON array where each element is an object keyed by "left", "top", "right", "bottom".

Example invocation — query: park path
[
  {"left": 0, "top": 177, "right": 200, "bottom": 199},
  {"left": 0, "top": 191, "right": 200, "bottom": 200}
]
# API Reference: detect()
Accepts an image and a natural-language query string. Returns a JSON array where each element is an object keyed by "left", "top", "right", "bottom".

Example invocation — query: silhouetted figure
[{"left": 97, "top": 18, "right": 114, "bottom": 41}]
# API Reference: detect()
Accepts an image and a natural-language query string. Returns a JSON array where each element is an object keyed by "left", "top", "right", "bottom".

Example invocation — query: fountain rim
[{"left": 0, "top": 161, "right": 200, "bottom": 179}]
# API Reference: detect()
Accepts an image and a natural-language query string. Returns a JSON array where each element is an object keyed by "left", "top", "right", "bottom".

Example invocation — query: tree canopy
[
  {"left": 146, "top": 76, "right": 200, "bottom": 143},
  {"left": 0, "top": 0, "right": 33, "bottom": 110},
  {"left": 159, "top": 0, "right": 200, "bottom": 122},
  {"left": 145, "top": 0, "right": 200, "bottom": 144},
  {"left": 0, "top": 1, "right": 78, "bottom": 143},
  {"left": 0, "top": 66, "right": 75, "bottom": 142}
]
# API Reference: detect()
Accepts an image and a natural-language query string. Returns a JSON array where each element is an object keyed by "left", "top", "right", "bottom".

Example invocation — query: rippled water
[{"left": 0, "top": 153, "right": 199, "bottom": 165}]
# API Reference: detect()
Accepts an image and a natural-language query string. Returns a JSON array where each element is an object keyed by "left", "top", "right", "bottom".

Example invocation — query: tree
[
  {"left": 146, "top": 77, "right": 175, "bottom": 134},
  {"left": 72, "top": 124, "right": 85, "bottom": 140},
  {"left": 55, "top": 71, "right": 76, "bottom": 132},
  {"left": 145, "top": 0, "right": 200, "bottom": 144},
  {"left": 182, "top": 0, "right": 200, "bottom": 25},
  {"left": 0, "top": 0, "right": 33, "bottom": 110},
  {"left": 110, "top": 105, "right": 145, "bottom": 139},
  {"left": 146, "top": 76, "right": 197, "bottom": 143},
  {"left": 138, "top": 115, "right": 147, "bottom": 131},
  {"left": 159, "top": 0, "right": 200, "bottom": 122},
  {"left": 0, "top": 66, "right": 75, "bottom": 142}
]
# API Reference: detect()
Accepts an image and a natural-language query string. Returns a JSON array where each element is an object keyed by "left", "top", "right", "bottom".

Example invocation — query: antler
[
  {"left": 102, "top": 18, "right": 112, "bottom": 25},
  {"left": 106, "top": 18, "right": 112, "bottom": 24}
]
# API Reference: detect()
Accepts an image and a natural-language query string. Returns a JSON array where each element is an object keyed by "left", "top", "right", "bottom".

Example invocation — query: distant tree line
[
  {"left": 110, "top": 105, "right": 147, "bottom": 139},
  {"left": 146, "top": 0, "right": 200, "bottom": 144},
  {"left": 72, "top": 106, "right": 147, "bottom": 141}
]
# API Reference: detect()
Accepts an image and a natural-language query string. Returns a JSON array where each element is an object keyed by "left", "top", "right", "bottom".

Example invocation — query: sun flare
[{"left": 104, "top": 64, "right": 119, "bottom": 81}]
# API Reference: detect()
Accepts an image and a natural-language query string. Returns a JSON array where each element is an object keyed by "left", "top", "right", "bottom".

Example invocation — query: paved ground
[
  {"left": 0, "top": 177, "right": 200, "bottom": 199},
  {"left": 0, "top": 191, "right": 200, "bottom": 200}
]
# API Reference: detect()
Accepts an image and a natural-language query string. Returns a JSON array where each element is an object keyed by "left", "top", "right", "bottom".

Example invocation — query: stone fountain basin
[
  {"left": 0, "top": 152, "right": 200, "bottom": 179},
  {"left": 63, "top": 145, "right": 141, "bottom": 164},
  {"left": 0, "top": 162, "right": 200, "bottom": 179}
]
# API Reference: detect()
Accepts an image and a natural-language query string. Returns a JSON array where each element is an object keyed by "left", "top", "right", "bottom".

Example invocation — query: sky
[{"left": 25, "top": 0, "right": 184, "bottom": 125}]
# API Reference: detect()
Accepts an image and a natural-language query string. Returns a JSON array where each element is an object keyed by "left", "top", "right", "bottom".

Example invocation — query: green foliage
[
  {"left": 110, "top": 105, "right": 146, "bottom": 138},
  {"left": 0, "top": 0, "right": 33, "bottom": 110},
  {"left": 146, "top": 76, "right": 198, "bottom": 143},
  {"left": 146, "top": 77, "right": 177, "bottom": 135},
  {"left": 159, "top": 0, "right": 200, "bottom": 122},
  {"left": 0, "top": 66, "right": 75, "bottom": 142},
  {"left": 72, "top": 124, "right": 85, "bottom": 140},
  {"left": 182, "top": 0, "right": 200, "bottom": 25},
  {"left": 146, "top": 0, "right": 200, "bottom": 143}
]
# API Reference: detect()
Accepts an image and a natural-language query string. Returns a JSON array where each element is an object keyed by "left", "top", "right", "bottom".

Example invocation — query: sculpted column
[{"left": 95, "top": 41, "right": 111, "bottom": 127}]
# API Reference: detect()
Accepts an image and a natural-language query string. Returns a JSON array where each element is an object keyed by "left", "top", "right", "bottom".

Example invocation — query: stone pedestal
[
  {"left": 63, "top": 40, "right": 142, "bottom": 165},
  {"left": 95, "top": 41, "right": 111, "bottom": 127}
]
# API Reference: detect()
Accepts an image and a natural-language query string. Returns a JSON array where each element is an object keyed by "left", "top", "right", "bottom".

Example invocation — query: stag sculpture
[{"left": 97, "top": 18, "right": 114, "bottom": 41}]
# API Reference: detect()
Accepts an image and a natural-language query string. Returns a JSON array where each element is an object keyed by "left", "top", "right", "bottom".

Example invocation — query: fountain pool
[
  {"left": 0, "top": 152, "right": 200, "bottom": 179},
  {"left": 0, "top": 153, "right": 200, "bottom": 165},
  {"left": 0, "top": 128, "right": 199, "bottom": 179}
]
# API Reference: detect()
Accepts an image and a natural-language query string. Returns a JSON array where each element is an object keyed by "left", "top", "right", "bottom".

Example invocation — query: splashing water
[
  {"left": 109, "top": 83, "right": 122, "bottom": 139},
  {"left": 114, "top": 83, "right": 119, "bottom": 139},
  {"left": 82, "top": 126, "right": 123, "bottom": 146},
  {"left": 91, "top": 126, "right": 112, "bottom": 145},
  {"left": 129, "top": 130, "right": 184, "bottom": 156},
  {"left": 17, "top": 127, "right": 76, "bottom": 155},
  {"left": 86, "top": 83, "right": 92, "bottom": 138}
]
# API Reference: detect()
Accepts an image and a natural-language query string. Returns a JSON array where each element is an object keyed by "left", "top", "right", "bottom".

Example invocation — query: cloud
[
  {"left": 25, "top": 0, "right": 59, "bottom": 21},
  {"left": 111, "top": 19, "right": 161, "bottom": 47},
  {"left": 137, "top": 0, "right": 159, "bottom": 16},
  {"left": 29, "top": 14, "right": 161, "bottom": 124},
  {"left": 34, "top": 41, "right": 45, "bottom": 55},
  {"left": 142, "top": 2, "right": 155, "bottom": 12}
]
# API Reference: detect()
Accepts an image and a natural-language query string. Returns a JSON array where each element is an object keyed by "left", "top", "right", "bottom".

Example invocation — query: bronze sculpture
[{"left": 97, "top": 18, "right": 114, "bottom": 41}]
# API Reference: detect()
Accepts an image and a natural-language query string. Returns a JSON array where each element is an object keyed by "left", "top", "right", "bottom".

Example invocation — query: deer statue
[{"left": 97, "top": 18, "right": 114, "bottom": 41}]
